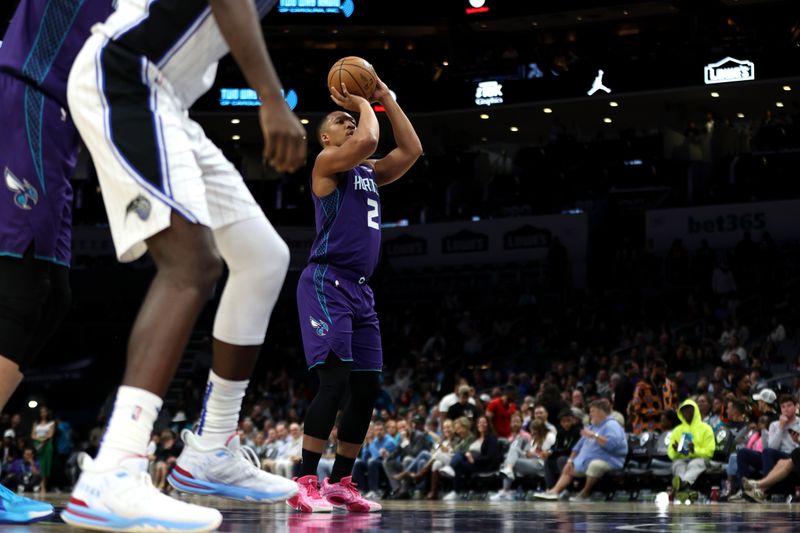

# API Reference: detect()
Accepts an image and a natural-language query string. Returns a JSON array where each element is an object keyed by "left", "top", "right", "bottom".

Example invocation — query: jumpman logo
[{"left": 587, "top": 69, "right": 611, "bottom": 96}]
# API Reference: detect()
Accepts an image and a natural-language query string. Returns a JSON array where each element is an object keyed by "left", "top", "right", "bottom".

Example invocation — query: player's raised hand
[
  {"left": 259, "top": 95, "right": 307, "bottom": 174},
  {"left": 369, "top": 76, "right": 391, "bottom": 104},
  {"left": 330, "top": 83, "right": 370, "bottom": 112}
]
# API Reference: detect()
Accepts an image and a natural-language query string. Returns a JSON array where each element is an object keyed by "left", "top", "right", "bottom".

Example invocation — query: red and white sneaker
[
  {"left": 320, "top": 476, "right": 381, "bottom": 513},
  {"left": 286, "top": 475, "right": 333, "bottom": 513}
]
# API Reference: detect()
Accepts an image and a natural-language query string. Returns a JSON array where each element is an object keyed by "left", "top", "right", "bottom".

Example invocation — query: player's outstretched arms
[
  {"left": 367, "top": 77, "right": 423, "bottom": 186},
  {"left": 210, "top": 0, "right": 306, "bottom": 173}
]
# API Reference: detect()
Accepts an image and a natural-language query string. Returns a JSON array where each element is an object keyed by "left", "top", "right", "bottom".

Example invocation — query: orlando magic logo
[
  {"left": 4, "top": 167, "right": 39, "bottom": 210},
  {"left": 126, "top": 194, "right": 151, "bottom": 221},
  {"left": 310, "top": 316, "right": 330, "bottom": 337}
]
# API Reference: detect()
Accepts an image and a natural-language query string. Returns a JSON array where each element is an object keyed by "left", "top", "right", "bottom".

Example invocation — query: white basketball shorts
[{"left": 67, "top": 34, "right": 263, "bottom": 263}]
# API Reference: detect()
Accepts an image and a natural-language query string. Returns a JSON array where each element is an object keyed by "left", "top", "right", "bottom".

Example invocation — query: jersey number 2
[{"left": 367, "top": 198, "right": 380, "bottom": 230}]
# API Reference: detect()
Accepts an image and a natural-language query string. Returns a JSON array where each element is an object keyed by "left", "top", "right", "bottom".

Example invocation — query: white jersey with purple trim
[{"left": 93, "top": 0, "right": 277, "bottom": 108}]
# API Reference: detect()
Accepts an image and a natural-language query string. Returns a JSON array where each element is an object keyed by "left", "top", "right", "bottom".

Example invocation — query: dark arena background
[{"left": 2, "top": 0, "right": 800, "bottom": 531}]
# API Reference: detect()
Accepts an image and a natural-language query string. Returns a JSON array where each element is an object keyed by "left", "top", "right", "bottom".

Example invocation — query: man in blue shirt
[
  {"left": 352, "top": 421, "right": 397, "bottom": 498},
  {"left": 535, "top": 399, "right": 627, "bottom": 501}
]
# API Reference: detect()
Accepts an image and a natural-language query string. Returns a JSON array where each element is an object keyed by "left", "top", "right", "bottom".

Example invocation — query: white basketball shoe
[
  {"left": 61, "top": 454, "right": 222, "bottom": 532},
  {"left": 168, "top": 429, "right": 298, "bottom": 502}
]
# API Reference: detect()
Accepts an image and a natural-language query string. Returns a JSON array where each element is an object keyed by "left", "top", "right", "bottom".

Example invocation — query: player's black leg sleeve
[
  {"left": 23, "top": 265, "right": 71, "bottom": 369},
  {"left": 303, "top": 354, "right": 351, "bottom": 441},
  {"left": 337, "top": 371, "right": 381, "bottom": 445}
]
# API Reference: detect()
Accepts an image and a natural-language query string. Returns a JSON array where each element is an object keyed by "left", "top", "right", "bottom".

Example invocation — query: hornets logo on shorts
[
  {"left": 309, "top": 316, "right": 329, "bottom": 337},
  {"left": 4, "top": 167, "right": 39, "bottom": 210}
]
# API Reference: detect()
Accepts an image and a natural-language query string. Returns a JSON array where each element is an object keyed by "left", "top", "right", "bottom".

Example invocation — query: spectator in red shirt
[{"left": 486, "top": 386, "right": 517, "bottom": 438}]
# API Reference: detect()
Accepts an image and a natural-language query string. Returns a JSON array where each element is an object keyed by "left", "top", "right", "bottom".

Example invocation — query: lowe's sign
[
  {"left": 704, "top": 57, "right": 755, "bottom": 85},
  {"left": 278, "top": 0, "right": 355, "bottom": 17}
]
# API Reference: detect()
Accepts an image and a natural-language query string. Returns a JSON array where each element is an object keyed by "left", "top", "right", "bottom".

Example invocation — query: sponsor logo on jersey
[
  {"left": 310, "top": 316, "right": 330, "bottom": 337},
  {"left": 4, "top": 167, "right": 39, "bottom": 210},
  {"left": 126, "top": 195, "right": 151, "bottom": 221}
]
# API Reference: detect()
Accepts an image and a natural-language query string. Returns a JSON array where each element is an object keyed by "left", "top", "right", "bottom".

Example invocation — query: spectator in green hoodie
[{"left": 669, "top": 398, "right": 715, "bottom": 491}]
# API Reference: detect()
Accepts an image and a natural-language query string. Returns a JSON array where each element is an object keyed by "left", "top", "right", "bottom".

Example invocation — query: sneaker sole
[
  {"left": 168, "top": 469, "right": 298, "bottom": 503},
  {"left": 325, "top": 496, "right": 379, "bottom": 513},
  {"left": 285, "top": 496, "right": 333, "bottom": 513},
  {"left": 0, "top": 509, "right": 54, "bottom": 524},
  {"left": 61, "top": 504, "right": 221, "bottom": 532}
]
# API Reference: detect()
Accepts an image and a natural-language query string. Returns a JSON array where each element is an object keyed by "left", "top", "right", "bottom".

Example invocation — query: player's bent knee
[
  {"left": 182, "top": 249, "right": 224, "bottom": 290},
  {"left": 212, "top": 217, "right": 290, "bottom": 345}
]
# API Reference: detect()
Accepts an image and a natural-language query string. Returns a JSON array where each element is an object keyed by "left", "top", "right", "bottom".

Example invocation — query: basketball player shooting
[{"left": 287, "top": 77, "right": 422, "bottom": 513}]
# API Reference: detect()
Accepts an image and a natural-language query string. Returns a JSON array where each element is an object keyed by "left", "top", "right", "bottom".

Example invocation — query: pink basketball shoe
[
  {"left": 286, "top": 475, "right": 333, "bottom": 513},
  {"left": 320, "top": 476, "right": 381, "bottom": 513}
]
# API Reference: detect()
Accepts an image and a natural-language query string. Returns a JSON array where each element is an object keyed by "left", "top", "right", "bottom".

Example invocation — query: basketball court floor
[{"left": 11, "top": 495, "right": 800, "bottom": 532}]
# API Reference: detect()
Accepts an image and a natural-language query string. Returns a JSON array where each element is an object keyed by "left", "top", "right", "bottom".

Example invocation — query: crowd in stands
[{"left": 7, "top": 191, "right": 800, "bottom": 506}]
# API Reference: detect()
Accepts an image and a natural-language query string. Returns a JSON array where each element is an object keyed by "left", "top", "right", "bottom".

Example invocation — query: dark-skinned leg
[
  {"left": 96, "top": 213, "right": 222, "bottom": 469},
  {"left": 123, "top": 214, "right": 221, "bottom": 395}
]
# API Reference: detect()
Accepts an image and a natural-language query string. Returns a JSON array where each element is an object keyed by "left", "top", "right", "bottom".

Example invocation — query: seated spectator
[
  {"left": 742, "top": 435, "right": 800, "bottom": 503},
  {"left": 669, "top": 399, "right": 715, "bottom": 494},
  {"left": 534, "top": 399, "right": 627, "bottom": 501},
  {"left": 442, "top": 415, "right": 502, "bottom": 501},
  {"left": 486, "top": 386, "right": 517, "bottom": 439},
  {"left": 272, "top": 423, "right": 302, "bottom": 478},
  {"left": 545, "top": 409, "right": 583, "bottom": 489},
  {"left": 629, "top": 359, "right": 678, "bottom": 435},
  {"left": 260, "top": 428, "right": 281, "bottom": 470},
  {"left": 412, "top": 418, "right": 469, "bottom": 500},
  {"left": 152, "top": 429, "right": 182, "bottom": 491},
  {"left": 696, "top": 394, "right": 712, "bottom": 425},
  {"left": 707, "top": 397, "right": 725, "bottom": 430},
  {"left": 251, "top": 431, "right": 269, "bottom": 462},
  {"left": 239, "top": 417, "right": 257, "bottom": 448},
  {"left": 533, "top": 404, "right": 557, "bottom": 436},
  {"left": 721, "top": 336, "right": 747, "bottom": 365},
  {"left": 352, "top": 421, "right": 396, "bottom": 498},
  {"left": 491, "top": 417, "right": 551, "bottom": 501},
  {"left": 262, "top": 423, "right": 289, "bottom": 472},
  {"left": 384, "top": 415, "right": 432, "bottom": 498},
  {"left": 439, "top": 379, "right": 474, "bottom": 423},
  {"left": 447, "top": 385, "right": 478, "bottom": 423},
  {"left": 2, "top": 447, "right": 41, "bottom": 493},
  {"left": 571, "top": 389, "right": 587, "bottom": 424},
  {"left": 737, "top": 395, "right": 800, "bottom": 491},
  {"left": 728, "top": 413, "right": 768, "bottom": 500},
  {"left": 752, "top": 388, "right": 778, "bottom": 422},
  {"left": 1, "top": 429, "right": 18, "bottom": 470}
]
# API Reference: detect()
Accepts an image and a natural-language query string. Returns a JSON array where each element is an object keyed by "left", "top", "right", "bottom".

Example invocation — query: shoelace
[
  {"left": 340, "top": 478, "right": 361, "bottom": 498},
  {"left": 236, "top": 445, "right": 262, "bottom": 474},
  {"left": 301, "top": 478, "right": 321, "bottom": 499}
]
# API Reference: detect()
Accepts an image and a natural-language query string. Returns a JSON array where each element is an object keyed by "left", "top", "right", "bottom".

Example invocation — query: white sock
[
  {"left": 94, "top": 385, "right": 162, "bottom": 471},
  {"left": 195, "top": 370, "right": 248, "bottom": 448}
]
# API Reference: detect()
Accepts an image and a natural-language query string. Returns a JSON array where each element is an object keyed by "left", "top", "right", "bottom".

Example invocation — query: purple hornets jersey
[
  {"left": 0, "top": 0, "right": 114, "bottom": 265},
  {"left": 308, "top": 164, "right": 382, "bottom": 279},
  {"left": 0, "top": 0, "right": 115, "bottom": 109}
]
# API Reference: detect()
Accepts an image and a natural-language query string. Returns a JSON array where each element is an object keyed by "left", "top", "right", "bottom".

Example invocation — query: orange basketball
[{"left": 327, "top": 56, "right": 378, "bottom": 99}]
